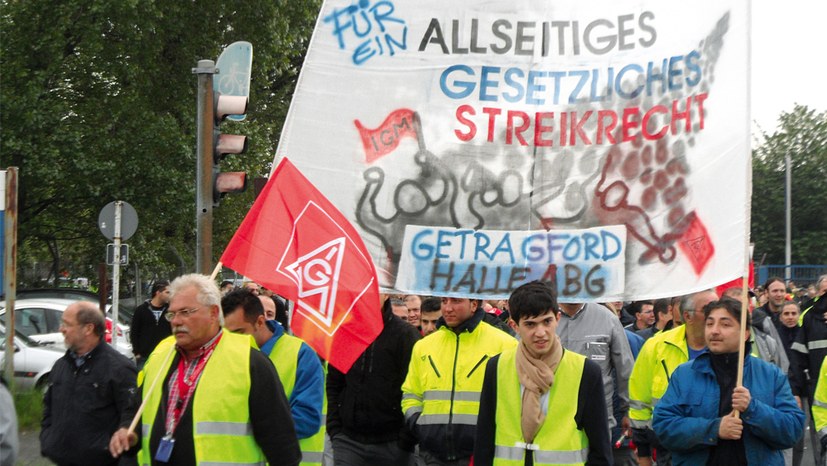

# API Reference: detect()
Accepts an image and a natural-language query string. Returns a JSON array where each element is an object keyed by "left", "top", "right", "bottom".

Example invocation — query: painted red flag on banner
[
  {"left": 354, "top": 108, "right": 420, "bottom": 163},
  {"left": 220, "top": 158, "right": 383, "bottom": 373}
]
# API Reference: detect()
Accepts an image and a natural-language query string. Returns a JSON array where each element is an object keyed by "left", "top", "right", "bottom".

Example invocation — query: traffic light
[{"left": 212, "top": 93, "right": 248, "bottom": 205}]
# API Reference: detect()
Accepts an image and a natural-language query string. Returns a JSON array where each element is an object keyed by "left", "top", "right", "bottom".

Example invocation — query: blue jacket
[
  {"left": 624, "top": 328, "right": 644, "bottom": 360},
  {"left": 653, "top": 353, "right": 804, "bottom": 465},
  {"left": 261, "top": 320, "right": 325, "bottom": 439}
]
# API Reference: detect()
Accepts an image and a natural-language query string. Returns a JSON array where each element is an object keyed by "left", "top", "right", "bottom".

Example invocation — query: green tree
[
  {"left": 751, "top": 105, "right": 827, "bottom": 266},
  {"left": 1, "top": 0, "right": 320, "bottom": 288}
]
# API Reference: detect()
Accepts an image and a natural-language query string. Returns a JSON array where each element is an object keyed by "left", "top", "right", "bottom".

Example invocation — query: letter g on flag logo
[{"left": 276, "top": 202, "right": 375, "bottom": 337}]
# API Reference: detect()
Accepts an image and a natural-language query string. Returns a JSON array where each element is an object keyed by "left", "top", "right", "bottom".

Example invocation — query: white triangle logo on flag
[{"left": 282, "top": 237, "right": 346, "bottom": 330}]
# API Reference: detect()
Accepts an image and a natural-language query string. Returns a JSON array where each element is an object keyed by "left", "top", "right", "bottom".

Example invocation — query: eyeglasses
[
  {"left": 60, "top": 321, "right": 85, "bottom": 328},
  {"left": 164, "top": 307, "right": 203, "bottom": 321}
]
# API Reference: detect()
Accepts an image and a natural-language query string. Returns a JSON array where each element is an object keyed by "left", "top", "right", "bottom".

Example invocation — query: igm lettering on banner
[{"left": 402, "top": 227, "right": 625, "bottom": 298}]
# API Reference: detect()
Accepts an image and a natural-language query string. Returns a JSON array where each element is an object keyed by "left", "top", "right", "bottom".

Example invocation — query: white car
[
  {"left": 0, "top": 323, "right": 64, "bottom": 390},
  {"left": 0, "top": 298, "right": 133, "bottom": 360}
]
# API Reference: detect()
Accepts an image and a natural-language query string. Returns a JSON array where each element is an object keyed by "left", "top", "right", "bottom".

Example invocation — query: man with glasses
[
  {"left": 109, "top": 274, "right": 300, "bottom": 465},
  {"left": 41, "top": 301, "right": 138, "bottom": 466},
  {"left": 630, "top": 289, "right": 717, "bottom": 466}
]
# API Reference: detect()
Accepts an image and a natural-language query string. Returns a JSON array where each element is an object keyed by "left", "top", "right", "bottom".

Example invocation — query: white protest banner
[{"left": 276, "top": 0, "right": 750, "bottom": 301}]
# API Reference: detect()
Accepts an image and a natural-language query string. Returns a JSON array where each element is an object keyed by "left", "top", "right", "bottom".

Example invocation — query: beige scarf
[{"left": 515, "top": 334, "right": 563, "bottom": 443}]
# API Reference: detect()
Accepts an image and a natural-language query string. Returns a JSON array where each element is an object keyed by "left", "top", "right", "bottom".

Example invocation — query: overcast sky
[{"left": 751, "top": 1, "right": 827, "bottom": 142}]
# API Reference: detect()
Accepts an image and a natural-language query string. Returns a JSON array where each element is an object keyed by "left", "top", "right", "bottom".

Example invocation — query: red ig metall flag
[{"left": 220, "top": 158, "right": 383, "bottom": 373}]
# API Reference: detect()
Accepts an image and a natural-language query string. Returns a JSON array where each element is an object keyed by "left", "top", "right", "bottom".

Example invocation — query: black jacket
[
  {"left": 129, "top": 300, "right": 171, "bottom": 358},
  {"left": 326, "top": 299, "right": 421, "bottom": 445},
  {"left": 791, "top": 293, "right": 827, "bottom": 398},
  {"left": 41, "top": 341, "right": 138, "bottom": 466}
]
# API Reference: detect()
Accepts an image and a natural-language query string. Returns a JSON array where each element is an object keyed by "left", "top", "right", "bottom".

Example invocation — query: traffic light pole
[{"left": 194, "top": 59, "right": 216, "bottom": 274}]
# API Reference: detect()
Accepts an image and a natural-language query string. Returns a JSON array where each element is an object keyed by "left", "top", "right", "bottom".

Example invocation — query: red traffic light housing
[{"left": 212, "top": 93, "right": 249, "bottom": 205}]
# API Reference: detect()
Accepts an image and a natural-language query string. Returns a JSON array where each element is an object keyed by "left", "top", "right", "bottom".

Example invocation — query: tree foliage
[
  {"left": 0, "top": 0, "right": 320, "bottom": 287},
  {"left": 751, "top": 105, "right": 827, "bottom": 266}
]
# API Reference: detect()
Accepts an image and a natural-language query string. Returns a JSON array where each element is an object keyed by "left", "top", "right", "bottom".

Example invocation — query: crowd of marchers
[{"left": 1, "top": 274, "right": 826, "bottom": 466}]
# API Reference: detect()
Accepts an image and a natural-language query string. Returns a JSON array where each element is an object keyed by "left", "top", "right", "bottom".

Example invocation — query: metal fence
[{"left": 756, "top": 265, "right": 827, "bottom": 288}]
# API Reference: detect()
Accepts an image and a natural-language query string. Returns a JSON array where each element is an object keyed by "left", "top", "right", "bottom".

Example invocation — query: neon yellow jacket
[
  {"left": 629, "top": 325, "right": 690, "bottom": 429},
  {"left": 813, "top": 357, "right": 827, "bottom": 443},
  {"left": 402, "top": 312, "right": 516, "bottom": 461}
]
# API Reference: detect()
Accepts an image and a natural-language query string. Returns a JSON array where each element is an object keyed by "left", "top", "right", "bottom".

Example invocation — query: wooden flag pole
[
  {"left": 733, "top": 0, "right": 753, "bottom": 421},
  {"left": 209, "top": 262, "right": 222, "bottom": 281},
  {"left": 127, "top": 346, "right": 175, "bottom": 435}
]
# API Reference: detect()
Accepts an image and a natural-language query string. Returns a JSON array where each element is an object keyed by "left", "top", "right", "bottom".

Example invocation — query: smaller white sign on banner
[{"left": 397, "top": 225, "right": 626, "bottom": 302}]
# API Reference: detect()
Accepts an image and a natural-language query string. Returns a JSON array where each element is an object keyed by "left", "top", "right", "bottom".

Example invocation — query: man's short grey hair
[
  {"left": 169, "top": 274, "right": 224, "bottom": 325},
  {"left": 680, "top": 290, "right": 714, "bottom": 318},
  {"left": 782, "top": 300, "right": 800, "bottom": 310},
  {"left": 817, "top": 275, "right": 827, "bottom": 288}
]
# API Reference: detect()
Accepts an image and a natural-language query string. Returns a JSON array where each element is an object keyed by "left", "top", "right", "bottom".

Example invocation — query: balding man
[
  {"left": 41, "top": 301, "right": 138, "bottom": 466},
  {"left": 629, "top": 289, "right": 717, "bottom": 466}
]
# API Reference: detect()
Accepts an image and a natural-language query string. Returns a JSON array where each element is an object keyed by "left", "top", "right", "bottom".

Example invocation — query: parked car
[
  {"left": 14, "top": 288, "right": 136, "bottom": 327},
  {"left": 0, "top": 323, "right": 64, "bottom": 390},
  {"left": 0, "top": 298, "right": 133, "bottom": 360}
]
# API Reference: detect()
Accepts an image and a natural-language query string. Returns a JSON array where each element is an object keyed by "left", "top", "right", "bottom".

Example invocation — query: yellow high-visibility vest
[
  {"left": 493, "top": 347, "right": 589, "bottom": 466},
  {"left": 138, "top": 332, "right": 265, "bottom": 465},
  {"left": 269, "top": 334, "right": 325, "bottom": 466}
]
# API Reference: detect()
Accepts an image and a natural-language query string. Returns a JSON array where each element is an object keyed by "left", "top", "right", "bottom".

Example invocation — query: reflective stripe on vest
[
  {"left": 138, "top": 332, "right": 265, "bottom": 465},
  {"left": 629, "top": 399, "right": 650, "bottom": 411},
  {"left": 417, "top": 413, "right": 478, "bottom": 425},
  {"left": 271, "top": 334, "right": 326, "bottom": 466},
  {"left": 423, "top": 390, "right": 481, "bottom": 402},
  {"left": 495, "top": 445, "right": 588, "bottom": 464},
  {"left": 493, "top": 348, "right": 589, "bottom": 466},
  {"left": 808, "top": 340, "right": 827, "bottom": 351}
]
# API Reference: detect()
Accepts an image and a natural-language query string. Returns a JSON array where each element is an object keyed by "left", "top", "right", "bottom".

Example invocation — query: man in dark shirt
[
  {"left": 130, "top": 280, "right": 171, "bottom": 369},
  {"left": 41, "top": 301, "right": 137, "bottom": 466},
  {"left": 327, "top": 296, "right": 421, "bottom": 465}
]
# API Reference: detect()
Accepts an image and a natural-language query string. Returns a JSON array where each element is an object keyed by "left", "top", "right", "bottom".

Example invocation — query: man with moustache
[
  {"left": 474, "top": 281, "right": 612, "bottom": 465},
  {"left": 108, "top": 274, "right": 300, "bottom": 465},
  {"left": 653, "top": 298, "right": 804, "bottom": 465}
]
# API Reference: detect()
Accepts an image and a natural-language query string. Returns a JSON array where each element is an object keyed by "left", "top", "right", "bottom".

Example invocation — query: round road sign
[{"left": 98, "top": 201, "right": 139, "bottom": 241}]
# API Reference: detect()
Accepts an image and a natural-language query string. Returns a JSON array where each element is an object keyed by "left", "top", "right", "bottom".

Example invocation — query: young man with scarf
[
  {"left": 474, "top": 281, "right": 612, "bottom": 465},
  {"left": 653, "top": 298, "right": 804, "bottom": 465}
]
